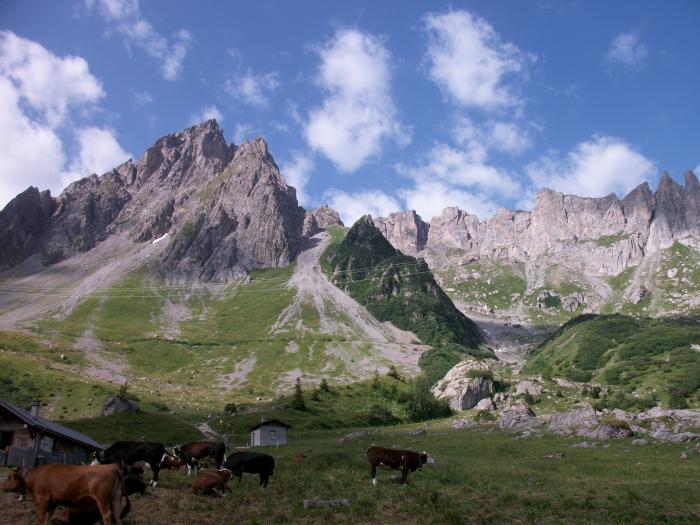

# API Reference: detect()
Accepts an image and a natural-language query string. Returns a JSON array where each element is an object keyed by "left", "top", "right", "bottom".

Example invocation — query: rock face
[
  {"left": 0, "top": 120, "right": 311, "bottom": 280},
  {"left": 0, "top": 187, "right": 55, "bottom": 270},
  {"left": 374, "top": 210, "right": 429, "bottom": 255},
  {"left": 313, "top": 204, "right": 343, "bottom": 229},
  {"left": 375, "top": 173, "right": 700, "bottom": 276}
]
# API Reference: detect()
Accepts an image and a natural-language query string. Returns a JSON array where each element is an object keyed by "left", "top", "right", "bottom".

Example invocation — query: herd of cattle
[{"left": 1, "top": 440, "right": 432, "bottom": 524}]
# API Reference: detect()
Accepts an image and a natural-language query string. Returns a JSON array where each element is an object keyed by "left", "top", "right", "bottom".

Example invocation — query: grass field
[{"left": 2, "top": 422, "right": 699, "bottom": 525}]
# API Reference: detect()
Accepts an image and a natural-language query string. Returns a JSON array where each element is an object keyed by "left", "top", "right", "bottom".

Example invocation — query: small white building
[{"left": 250, "top": 419, "right": 290, "bottom": 447}]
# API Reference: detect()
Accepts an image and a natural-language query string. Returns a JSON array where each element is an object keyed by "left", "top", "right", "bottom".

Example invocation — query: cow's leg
[
  {"left": 260, "top": 473, "right": 269, "bottom": 488},
  {"left": 35, "top": 496, "right": 50, "bottom": 525},
  {"left": 151, "top": 464, "right": 160, "bottom": 487},
  {"left": 370, "top": 462, "right": 378, "bottom": 486},
  {"left": 96, "top": 496, "right": 116, "bottom": 525}
]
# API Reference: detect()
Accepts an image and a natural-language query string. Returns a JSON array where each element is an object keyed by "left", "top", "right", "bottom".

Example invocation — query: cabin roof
[
  {"left": 0, "top": 399, "right": 104, "bottom": 451},
  {"left": 249, "top": 419, "right": 291, "bottom": 431}
]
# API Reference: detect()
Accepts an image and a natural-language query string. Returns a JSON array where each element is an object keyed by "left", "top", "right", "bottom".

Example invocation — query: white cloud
[
  {"left": 399, "top": 180, "right": 498, "bottom": 221},
  {"left": 397, "top": 143, "right": 522, "bottom": 197},
  {"left": 0, "top": 77, "right": 65, "bottom": 208},
  {"left": 190, "top": 105, "right": 223, "bottom": 125},
  {"left": 0, "top": 30, "right": 104, "bottom": 126},
  {"left": 131, "top": 90, "right": 153, "bottom": 106},
  {"left": 280, "top": 152, "right": 314, "bottom": 207},
  {"left": 453, "top": 115, "right": 532, "bottom": 156},
  {"left": 0, "top": 32, "right": 129, "bottom": 208},
  {"left": 526, "top": 136, "right": 656, "bottom": 198},
  {"left": 87, "top": 0, "right": 191, "bottom": 80},
  {"left": 424, "top": 10, "right": 528, "bottom": 109},
  {"left": 323, "top": 188, "right": 401, "bottom": 225},
  {"left": 305, "top": 29, "right": 408, "bottom": 172},
  {"left": 232, "top": 123, "right": 255, "bottom": 144},
  {"left": 63, "top": 127, "right": 132, "bottom": 187},
  {"left": 225, "top": 69, "right": 279, "bottom": 108},
  {"left": 606, "top": 31, "right": 647, "bottom": 70}
]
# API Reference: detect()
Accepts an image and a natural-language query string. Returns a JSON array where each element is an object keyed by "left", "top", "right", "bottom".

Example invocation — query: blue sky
[{"left": 1, "top": 1, "right": 699, "bottom": 223}]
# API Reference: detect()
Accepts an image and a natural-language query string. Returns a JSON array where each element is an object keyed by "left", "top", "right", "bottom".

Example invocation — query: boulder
[
  {"left": 431, "top": 358, "right": 496, "bottom": 410},
  {"left": 578, "top": 423, "right": 633, "bottom": 441},
  {"left": 498, "top": 403, "right": 539, "bottom": 431},
  {"left": 548, "top": 404, "right": 600, "bottom": 435},
  {"left": 515, "top": 380, "right": 542, "bottom": 400},
  {"left": 101, "top": 395, "right": 139, "bottom": 417},
  {"left": 475, "top": 398, "right": 497, "bottom": 412}
]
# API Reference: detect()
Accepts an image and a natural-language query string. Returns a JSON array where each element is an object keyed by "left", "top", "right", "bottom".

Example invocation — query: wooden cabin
[{"left": 0, "top": 399, "right": 103, "bottom": 467}]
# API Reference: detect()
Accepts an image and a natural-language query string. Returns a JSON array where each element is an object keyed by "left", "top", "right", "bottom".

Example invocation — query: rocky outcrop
[
  {"left": 431, "top": 358, "right": 496, "bottom": 410},
  {"left": 374, "top": 210, "right": 429, "bottom": 255},
  {"left": 313, "top": 204, "right": 343, "bottom": 229},
  {"left": 0, "top": 187, "right": 55, "bottom": 270}
]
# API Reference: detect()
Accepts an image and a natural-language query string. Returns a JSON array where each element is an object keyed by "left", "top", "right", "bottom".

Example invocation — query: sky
[{"left": 1, "top": 0, "right": 699, "bottom": 224}]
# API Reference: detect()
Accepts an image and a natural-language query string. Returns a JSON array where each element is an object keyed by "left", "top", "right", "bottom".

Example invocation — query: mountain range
[{"left": 0, "top": 120, "right": 698, "bottom": 416}]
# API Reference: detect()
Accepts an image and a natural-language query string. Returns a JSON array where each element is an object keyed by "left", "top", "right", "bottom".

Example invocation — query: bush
[
  {"left": 402, "top": 376, "right": 452, "bottom": 421},
  {"left": 466, "top": 368, "right": 493, "bottom": 380},
  {"left": 387, "top": 365, "right": 402, "bottom": 381},
  {"left": 363, "top": 403, "right": 400, "bottom": 426}
]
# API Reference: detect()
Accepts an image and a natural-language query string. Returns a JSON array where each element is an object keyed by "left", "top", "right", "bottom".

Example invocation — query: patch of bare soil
[{"left": 74, "top": 328, "right": 128, "bottom": 384}]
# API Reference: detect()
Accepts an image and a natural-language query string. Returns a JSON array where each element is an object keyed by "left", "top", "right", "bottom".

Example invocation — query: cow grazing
[
  {"left": 98, "top": 441, "right": 165, "bottom": 486},
  {"left": 191, "top": 469, "right": 233, "bottom": 497},
  {"left": 223, "top": 451, "right": 274, "bottom": 488},
  {"left": 1, "top": 464, "right": 130, "bottom": 525},
  {"left": 366, "top": 446, "right": 433, "bottom": 485},
  {"left": 174, "top": 441, "right": 226, "bottom": 476},
  {"left": 292, "top": 452, "right": 306, "bottom": 465}
]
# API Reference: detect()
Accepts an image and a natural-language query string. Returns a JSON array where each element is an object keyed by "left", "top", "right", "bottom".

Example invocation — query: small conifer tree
[{"left": 291, "top": 377, "right": 306, "bottom": 410}]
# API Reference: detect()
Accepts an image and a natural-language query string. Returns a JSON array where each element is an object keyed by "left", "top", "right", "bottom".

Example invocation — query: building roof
[
  {"left": 249, "top": 419, "right": 291, "bottom": 431},
  {"left": 0, "top": 399, "right": 104, "bottom": 451}
]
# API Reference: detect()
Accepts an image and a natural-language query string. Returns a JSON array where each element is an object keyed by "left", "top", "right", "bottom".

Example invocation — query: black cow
[
  {"left": 366, "top": 445, "right": 433, "bottom": 485},
  {"left": 174, "top": 441, "right": 226, "bottom": 476},
  {"left": 222, "top": 452, "right": 274, "bottom": 488},
  {"left": 98, "top": 441, "right": 166, "bottom": 486}
]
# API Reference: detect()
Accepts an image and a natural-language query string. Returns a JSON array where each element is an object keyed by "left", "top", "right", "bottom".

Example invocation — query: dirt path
[{"left": 74, "top": 327, "right": 128, "bottom": 384}]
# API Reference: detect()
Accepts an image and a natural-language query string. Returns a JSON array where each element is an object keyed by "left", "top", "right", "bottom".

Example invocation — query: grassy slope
[
  {"left": 524, "top": 314, "right": 700, "bottom": 408},
  {"left": 321, "top": 217, "right": 490, "bottom": 383},
  {"left": 4, "top": 423, "right": 699, "bottom": 525}
]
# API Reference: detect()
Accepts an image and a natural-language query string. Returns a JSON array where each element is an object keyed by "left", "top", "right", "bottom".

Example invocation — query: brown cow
[
  {"left": 291, "top": 452, "right": 306, "bottom": 464},
  {"left": 1, "top": 464, "right": 129, "bottom": 525},
  {"left": 366, "top": 446, "right": 434, "bottom": 485},
  {"left": 191, "top": 469, "right": 232, "bottom": 497},
  {"left": 174, "top": 441, "right": 226, "bottom": 476},
  {"left": 160, "top": 454, "right": 184, "bottom": 470}
]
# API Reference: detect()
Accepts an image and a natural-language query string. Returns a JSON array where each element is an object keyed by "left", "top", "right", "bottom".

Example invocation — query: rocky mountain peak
[
  {"left": 313, "top": 204, "right": 343, "bottom": 228},
  {"left": 374, "top": 210, "right": 429, "bottom": 255}
]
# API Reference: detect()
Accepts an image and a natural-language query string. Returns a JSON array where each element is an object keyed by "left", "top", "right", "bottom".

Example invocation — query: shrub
[
  {"left": 387, "top": 365, "right": 402, "bottom": 381},
  {"left": 466, "top": 368, "right": 493, "bottom": 380},
  {"left": 402, "top": 376, "right": 452, "bottom": 421}
]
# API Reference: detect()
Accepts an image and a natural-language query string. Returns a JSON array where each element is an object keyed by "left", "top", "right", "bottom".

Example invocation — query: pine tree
[
  {"left": 319, "top": 378, "right": 331, "bottom": 393},
  {"left": 291, "top": 377, "right": 306, "bottom": 410}
]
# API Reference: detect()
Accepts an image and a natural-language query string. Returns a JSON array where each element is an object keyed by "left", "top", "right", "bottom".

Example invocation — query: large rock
[
  {"left": 548, "top": 404, "right": 600, "bottom": 435},
  {"left": 101, "top": 395, "right": 139, "bottom": 416},
  {"left": 498, "top": 403, "right": 539, "bottom": 431},
  {"left": 374, "top": 210, "right": 429, "bottom": 255},
  {"left": 515, "top": 380, "right": 542, "bottom": 400},
  {"left": 431, "top": 358, "right": 496, "bottom": 410},
  {"left": 313, "top": 204, "right": 343, "bottom": 229}
]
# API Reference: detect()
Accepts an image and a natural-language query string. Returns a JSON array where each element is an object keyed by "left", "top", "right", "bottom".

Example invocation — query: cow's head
[
  {"left": 173, "top": 446, "right": 184, "bottom": 459},
  {"left": 420, "top": 451, "right": 435, "bottom": 466},
  {"left": 218, "top": 468, "right": 233, "bottom": 481},
  {"left": 1, "top": 467, "right": 25, "bottom": 497}
]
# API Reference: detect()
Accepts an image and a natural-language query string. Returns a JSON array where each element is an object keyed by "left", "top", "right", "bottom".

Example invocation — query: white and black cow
[
  {"left": 173, "top": 441, "right": 226, "bottom": 476},
  {"left": 222, "top": 451, "right": 274, "bottom": 488},
  {"left": 97, "top": 441, "right": 166, "bottom": 486},
  {"left": 366, "top": 445, "right": 433, "bottom": 485}
]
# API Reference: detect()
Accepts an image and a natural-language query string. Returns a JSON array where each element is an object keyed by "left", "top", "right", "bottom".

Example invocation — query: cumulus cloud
[
  {"left": 323, "top": 188, "right": 401, "bottom": 225},
  {"left": 0, "top": 30, "right": 104, "bottom": 126},
  {"left": 0, "top": 32, "right": 129, "bottom": 208},
  {"left": 453, "top": 115, "right": 533, "bottom": 156},
  {"left": 399, "top": 180, "right": 499, "bottom": 222},
  {"left": 606, "top": 31, "right": 647, "bottom": 70},
  {"left": 190, "top": 105, "right": 223, "bottom": 125},
  {"left": 526, "top": 136, "right": 656, "bottom": 197},
  {"left": 305, "top": 29, "right": 408, "bottom": 172},
  {"left": 225, "top": 69, "right": 279, "bottom": 108},
  {"left": 86, "top": 0, "right": 191, "bottom": 80},
  {"left": 424, "top": 10, "right": 528, "bottom": 109},
  {"left": 280, "top": 152, "right": 314, "bottom": 207},
  {"left": 63, "top": 127, "right": 132, "bottom": 187}
]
